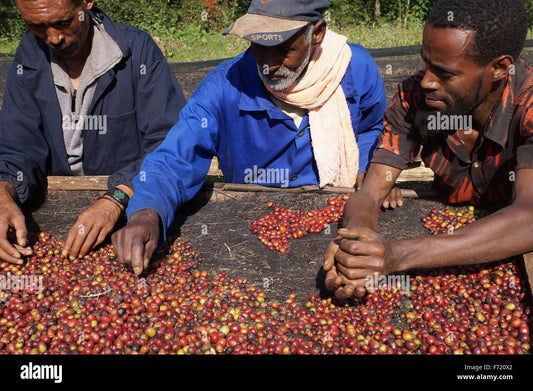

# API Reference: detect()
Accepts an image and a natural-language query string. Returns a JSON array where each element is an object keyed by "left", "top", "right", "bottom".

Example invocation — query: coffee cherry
[
  {"left": 1, "top": 205, "right": 530, "bottom": 356},
  {"left": 251, "top": 195, "right": 349, "bottom": 253}
]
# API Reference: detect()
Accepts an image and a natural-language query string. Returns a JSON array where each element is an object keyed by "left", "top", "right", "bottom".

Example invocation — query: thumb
[
  {"left": 337, "top": 226, "right": 375, "bottom": 242},
  {"left": 323, "top": 238, "right": 340, "bottom": 271}
]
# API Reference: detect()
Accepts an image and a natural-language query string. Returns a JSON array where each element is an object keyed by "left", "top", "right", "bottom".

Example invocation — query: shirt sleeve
[
  {"left": 126, "top": 75, "right": 220, "bottom": 241},
  {"left": 516, "top": 106, "right": 533, "bottom": 171},
  {"left": 107, "top": 32, "right": 186, "bottom": 191},
  {"left": 349, "top": 45, "right": 387, "bottom": 173},
  {"left": 371, "top": 73, "right": 424, "bottom": 170},
  {"left": 0, "top": 59, "right": 49, "bottom": 204}
]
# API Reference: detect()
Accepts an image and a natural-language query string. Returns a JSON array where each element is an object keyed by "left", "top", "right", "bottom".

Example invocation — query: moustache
[{"left": 425, "top": 93, "right": 449, "bottom": 104}]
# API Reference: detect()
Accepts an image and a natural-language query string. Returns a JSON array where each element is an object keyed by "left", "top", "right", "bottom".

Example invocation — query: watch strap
[{"left": 102, "top": 187, "right": 130, "bottom": 209}]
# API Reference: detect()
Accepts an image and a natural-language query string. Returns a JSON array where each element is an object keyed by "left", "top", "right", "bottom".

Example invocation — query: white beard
[{"left": 258, "top": 43, "right": 313, "bottom": 91}]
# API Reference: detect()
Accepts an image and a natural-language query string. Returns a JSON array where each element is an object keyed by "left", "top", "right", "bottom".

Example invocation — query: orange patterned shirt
[{"left": 372, "top": 61, "right": 533, "bottom": 206}]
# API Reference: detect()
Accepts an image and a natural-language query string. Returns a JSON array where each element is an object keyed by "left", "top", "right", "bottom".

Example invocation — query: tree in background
[{"left": 1, "top": 0, "right": 532, "bottom": 43}]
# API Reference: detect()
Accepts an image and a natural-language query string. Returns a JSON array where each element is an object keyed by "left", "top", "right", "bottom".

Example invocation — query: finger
[
  {"left": 386, "top": 188, "right": 404, "bottom": 209},
  {"left": 131, "top": 239, "right": 146, "bottom": 276},
  {"left": 13, "top": 244, "right": 33, "bottom": 256},
  {"left": 0, "top": 222, "right": 22, "bottom": 262},
  {"left": 354, "top": 286, "right": 368, "bottom": 299},
  {"left": 395, "top": 189, "right": 404, "bottom": 207},
  {"left": 62, "top": 223, "right": 78, "bottom": 257},
  {"left": 336, "top": 276, "right": 369, "bottom": 300},
  {"left": 69, "top": 223, "right": 94, "bottom": 258},
  {"left": 143, "top": 237, "right": 158, "bottom": 270},
  {"left": 336, "top": 261, "right": 376, "bottom": 281},
  {"left": 335, "top": 284, "right": 355, "bottom": 301},
  {"left": 338, "top": 239, "right": 383, "bottom": 259},
  {"left": 337, "top": 226, "right": 375, "bottom": 242},
  {"left": 95, "top": 227, "right": 112, "bottom": 250},
  {"left": 113, "top": 230, "right": 131, "bottom": 266},
  {"left": 323, "top": 239, "right": 340, "bottom": 272},
  {"left": 324, "top": 266, "right": 343, "bottom": 291},
  {"left": 10, "top": 213, "right": 28, "bottom": 248},
  {"left": 0, "top": 240, "right": 23, "bottom": 264},
  {"left": 78, "top": 226, "right": 102, "bottom": 258}
]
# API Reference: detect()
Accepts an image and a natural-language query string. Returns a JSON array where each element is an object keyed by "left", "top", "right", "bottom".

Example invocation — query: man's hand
[
  {"left": 323, "top": 235, "right": 368, "bottom": 300},
  {"left": 63, "top": 198, "right": 123, "bottom": 259},
  {"left": 382, "top": 187, "right": 404, "bottom": 210},
  {"left": 323, "top": 226, "right": 402, "bottom": 300},
  {"left": 111, "top": 209, "right": 160, "bottom": 276},
  {"left": 0, "top": 183, "right": 32, "bottom": 264}
]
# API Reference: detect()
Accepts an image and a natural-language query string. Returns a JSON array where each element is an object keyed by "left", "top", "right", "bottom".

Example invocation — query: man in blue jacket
[
  {"left": 112, "top": 0, "right": 391, "bottom": 275},
  {"left": 0, "top": 0, "right": 185, "bottom": 264}
]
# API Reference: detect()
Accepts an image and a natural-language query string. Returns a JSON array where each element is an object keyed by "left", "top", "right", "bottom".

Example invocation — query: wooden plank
[
  {"left": 397, "top": 165, "right": 434, "bottom": 182},
  {"left": 204, "top": 182, "right": 437, "bottom": 199},
  {"left": 206, "top": 161, "right": 435, "bottom": 182},
  {"left": 47, "top": 175, "right": 436, "bottom": 199},
  {"left": 46, "top": 158, "right": 433, "bottom": 190},
  {"left": 47, "top": 176, "right": 108, "bottom": 190},
  {"left": 46, "top": 158, "right": 223, "bottom": 190}
]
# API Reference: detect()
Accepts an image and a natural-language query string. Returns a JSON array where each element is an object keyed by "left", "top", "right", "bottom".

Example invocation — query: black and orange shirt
[{"left": 371, "top": 62, "right": 533, "bottom": 206}]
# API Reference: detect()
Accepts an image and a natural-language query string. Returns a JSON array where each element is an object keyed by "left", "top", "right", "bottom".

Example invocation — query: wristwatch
[{"left": 100, "top": 187, "right": 130, "bottom": 210}]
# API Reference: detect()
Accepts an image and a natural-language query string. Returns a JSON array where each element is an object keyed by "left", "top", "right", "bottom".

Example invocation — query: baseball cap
[{"left": 223, "top": 0, "right": 330, "bottom": 47}]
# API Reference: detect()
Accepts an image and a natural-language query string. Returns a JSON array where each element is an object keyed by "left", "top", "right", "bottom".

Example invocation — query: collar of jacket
[{"left": 14, "top": 6, "right": 131, "bottom": 72}]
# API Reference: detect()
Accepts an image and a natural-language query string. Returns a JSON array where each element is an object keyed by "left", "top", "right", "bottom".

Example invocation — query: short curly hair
[{"left": 427, "top": 0, "right": 528, "bottom": 65}]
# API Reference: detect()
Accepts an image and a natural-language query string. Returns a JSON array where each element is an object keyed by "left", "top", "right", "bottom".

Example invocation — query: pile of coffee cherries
[
  {"left": 0, "top": 229, "right": 530, "bottom": 355},
  {"left": 421, "top": 206, "right": 479, "bottom": 235},
  {"left": 250, "top": 194, "right": 349, "bottom": 253}
]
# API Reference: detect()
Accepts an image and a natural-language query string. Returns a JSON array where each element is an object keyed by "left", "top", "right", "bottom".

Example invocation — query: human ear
[
  {"left": 84, "top": 0, "right": 95, "bottom": 11},
  {"left": 312, "top": 19, "right": 327, "bottom": 47},
  {"left": 490, "top": 55, "right": 514, "bottom": 81}
]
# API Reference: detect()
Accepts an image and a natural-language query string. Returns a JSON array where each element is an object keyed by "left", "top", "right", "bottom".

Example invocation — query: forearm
[
  {"left": 393, "top": 203, "right": 533, "bottom": 272},
  {"left": 342, "top": 190, "right": 381, "bottom": 231},
  {"left": 342, "top": 163, "right": 401, "bottom": 229}
]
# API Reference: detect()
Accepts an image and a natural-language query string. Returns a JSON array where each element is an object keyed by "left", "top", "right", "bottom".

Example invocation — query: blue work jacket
[
  {"left": 0, "top": 7, "right": 185, "bottom": 204},
  {"left": 127, "top": 44, "right": 387, "bottom": 239}
]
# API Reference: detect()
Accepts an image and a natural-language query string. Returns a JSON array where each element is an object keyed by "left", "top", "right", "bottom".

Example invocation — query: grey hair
[{"left": 303, "top": 23, "right": 315, "bottom": 45}]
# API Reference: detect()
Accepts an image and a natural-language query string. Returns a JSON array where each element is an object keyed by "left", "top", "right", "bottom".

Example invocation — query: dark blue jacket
[
  {"left": 0, "top": 7, "right": 185, "bottom": 203},
  {"left": 127, "top": 44, "right": 387, "bottom": 240}
]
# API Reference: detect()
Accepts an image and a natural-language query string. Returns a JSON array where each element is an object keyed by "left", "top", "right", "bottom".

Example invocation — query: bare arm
[
  {"left": 392, "top": 168, "right": 533, "bottom": 270},
  {"left": 323, "top": 163, "right": 401, "bottom": 297},
  {"left": 330, "top": 169, "right": 533, "bottom": 300},
  {"left": 342, "top": 163, "right": 403, "bottom": 231}
]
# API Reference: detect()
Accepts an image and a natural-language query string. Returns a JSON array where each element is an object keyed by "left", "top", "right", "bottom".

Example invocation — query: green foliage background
[{"left": 2, "top": 0, "right": 533, "bottom": 45}]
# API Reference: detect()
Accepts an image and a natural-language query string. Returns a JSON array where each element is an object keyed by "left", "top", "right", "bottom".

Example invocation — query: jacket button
[
  {"left": 297, "top": 129, "right": 305, "bottom": 137},
  {"left": 290, "top": 175, "right": 298, "bottom": 181},
  {"left": 473, "top": 161, "right": 480, "bottom": 168}
]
